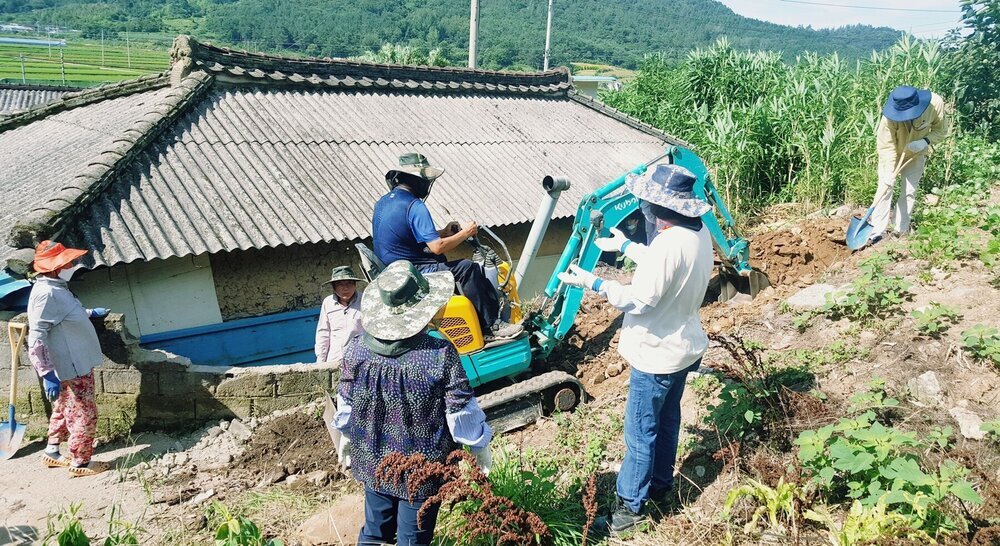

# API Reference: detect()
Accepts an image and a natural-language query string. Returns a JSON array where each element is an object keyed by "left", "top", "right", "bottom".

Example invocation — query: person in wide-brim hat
[
  {"left": 26, "top": 240, "right": 112, "bottom": 477},
  {"left": 334, "top": 259, "right": 493, "bottom": 546},
  {"left": 315, "top": 265, "right": 366, "bottom": 364},
  {"left": 864, "top": 85, "right": 950, "bottom": 247},
  {"left": 361, "top": 260, "right": 454, "bottom": 341},
  {"left": 557, "top": 162, "right": 715, "bottom": 534}
]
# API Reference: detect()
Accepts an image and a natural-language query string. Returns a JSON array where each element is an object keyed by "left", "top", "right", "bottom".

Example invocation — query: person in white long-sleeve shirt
[
  {"left": 314, "top": 265, "right": 364, "bottom": 364},
  {"left": 26, "top": 241, "right": 112, "bottom": 477},
  {"left": 559, "top": 164, "right": 714, "bottom": 533}
]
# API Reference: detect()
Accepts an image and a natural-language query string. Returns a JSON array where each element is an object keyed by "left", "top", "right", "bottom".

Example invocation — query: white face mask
[{"left": 56, "top": 264, "right": 85, "bottom": 282}]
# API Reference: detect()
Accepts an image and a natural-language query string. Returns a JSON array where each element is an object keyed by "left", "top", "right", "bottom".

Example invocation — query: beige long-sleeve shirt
[
  {"left": 876, "top": 92, "right": 951, "bottom": 183},
  {"left": 314, "top": 293, "right": 363, "bottom": 364}
]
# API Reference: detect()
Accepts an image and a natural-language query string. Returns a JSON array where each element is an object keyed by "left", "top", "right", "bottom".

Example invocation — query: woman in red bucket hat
[{"left": 26, "top": 241, "right": 112, "bottom": 477}]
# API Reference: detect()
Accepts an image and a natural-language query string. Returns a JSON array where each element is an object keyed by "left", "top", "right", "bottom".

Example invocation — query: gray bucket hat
[
  {"left": 625, "top": 164, "right": 712, "bottom": 218},
  {"left": 323, "top": 265, "right": 363, "bottom": 285},
  {"left": 361, "top": 260, "right": 454, "bottom": 340}
]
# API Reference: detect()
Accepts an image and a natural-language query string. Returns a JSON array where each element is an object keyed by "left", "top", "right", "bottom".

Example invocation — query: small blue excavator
[{"left": 356, "top": 145, "right": 768, "bottom": 431}]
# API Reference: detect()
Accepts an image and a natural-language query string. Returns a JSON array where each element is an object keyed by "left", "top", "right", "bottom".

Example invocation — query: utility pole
[
  {"left": 101, "top": 30, "right": 105, "bottom": 67},
  {"left": 19, "top": 54, "right": 26, "bottom": 84},
  {"left": 60, "top": 49, "right": 65, "bottom": 85},
  {"left": 468, "top": 0, "right": 479, "bottom": 69},
  {"left": 543, "top": 0, "right": 553, "bottom": 70},
  {"left": 126, "top": 29, "right": 132, "bottom": 69}
]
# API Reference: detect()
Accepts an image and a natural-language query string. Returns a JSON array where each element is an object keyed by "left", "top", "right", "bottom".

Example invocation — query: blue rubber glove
[
  {"left": 89, "top": 307, "right": 110, "bottom": 318},
  {"left": 42, "top": 371, "right": 60, "bottom": 402}
]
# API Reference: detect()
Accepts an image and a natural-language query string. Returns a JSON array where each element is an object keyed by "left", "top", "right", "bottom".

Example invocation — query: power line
[{"left": 777, "top": 0, "right": 960, "bottom": 13}]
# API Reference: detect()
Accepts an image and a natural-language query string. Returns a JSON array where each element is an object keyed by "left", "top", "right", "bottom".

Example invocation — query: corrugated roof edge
[
  {"left": 567, "top": 91, "right": 692, "bottom": 149},
  {"left": 0, "top": 73, "right": 170, "bottom": 133},
  {"left": 169, "top": 35, "right": 573, "bottom": 96},
  {"left": 86, "top": 216, "right": 554, "bottom": 268},
  {"left": 7, "top": 70, "right": 215, "bottom": 251}
]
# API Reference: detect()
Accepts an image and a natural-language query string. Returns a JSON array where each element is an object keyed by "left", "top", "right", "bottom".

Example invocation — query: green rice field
[{"left": 0, "top": 37, "right": 169, "bottom": 87}]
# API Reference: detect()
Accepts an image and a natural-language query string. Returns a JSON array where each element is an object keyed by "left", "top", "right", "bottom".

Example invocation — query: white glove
[
  {"left": 557, "top": 264, "right": 602, "bottom": 291},
  {"left": 906, "top": 138, "right": 929, "bottom": 153},
  {"left": 336, "top": 434, "right": 352, "bottom": 469},
  {"left": 472, "top": 447, "right": 492, "bottom": 475},
  {"left": 595, "top": 228, "right": 629, "bottom": 253}
]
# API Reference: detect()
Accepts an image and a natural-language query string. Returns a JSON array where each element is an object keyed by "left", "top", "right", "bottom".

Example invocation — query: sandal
[
  {"left": 68, "top": 461, "right": 111, "bottom": 477},
  {"left": 41, "top": 453, "right": 71, "bottom": 468}
]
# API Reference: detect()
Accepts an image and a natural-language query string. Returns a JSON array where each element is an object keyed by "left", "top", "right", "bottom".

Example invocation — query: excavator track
[{"left": 478, "top": 370, "right": 587, "bottom": 434}]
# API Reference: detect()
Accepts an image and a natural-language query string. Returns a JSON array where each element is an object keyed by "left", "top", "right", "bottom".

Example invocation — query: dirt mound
[
  {"left": 236, "top": 412, "right": 337, "bottom": 481},
  {"left": 546, "top": 290, "right": 629, "bottom": 396},
  {"left": 751, "top": 218, "right": 851, "bottom": 287}
]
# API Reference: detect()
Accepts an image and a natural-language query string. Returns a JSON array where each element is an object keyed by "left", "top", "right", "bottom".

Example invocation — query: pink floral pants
[{"left": 47, "top": 372, "right": 97, "bottom": 466}]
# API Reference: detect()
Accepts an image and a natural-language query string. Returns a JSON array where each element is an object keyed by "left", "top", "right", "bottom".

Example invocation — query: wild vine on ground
[{"left": 376, "top": 450, "right": 550, "bottom": 546}]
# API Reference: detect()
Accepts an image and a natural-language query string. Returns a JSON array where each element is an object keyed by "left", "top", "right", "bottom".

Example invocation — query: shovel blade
[
  {"left": 845, "top": 208, "right": 875, "bottom": 250},
  {"left": 0, "top": 420, "right": 26, "bottom": 460}
]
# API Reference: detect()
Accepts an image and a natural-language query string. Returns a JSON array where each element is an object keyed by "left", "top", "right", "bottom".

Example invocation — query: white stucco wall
[{"left": 71, "top": 254, "right": 223, "bottom": 338}]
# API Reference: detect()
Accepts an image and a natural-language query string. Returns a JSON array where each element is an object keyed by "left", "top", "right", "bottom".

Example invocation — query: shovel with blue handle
[{"left": 1, "top": 323, "right": 28, "bottom": 460}]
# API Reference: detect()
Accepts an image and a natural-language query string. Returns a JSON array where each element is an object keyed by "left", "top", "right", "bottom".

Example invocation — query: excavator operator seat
[
  {"left": 355, "top": 242, "right": 485, "bottom": 354},
  {"left": 355, "top": 243, "right": 386, "bottom": 282}
]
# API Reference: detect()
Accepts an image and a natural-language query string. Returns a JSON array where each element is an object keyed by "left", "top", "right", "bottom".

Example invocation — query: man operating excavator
[{"left": 371, "top": 153, "right": 522, "bottom": 341}]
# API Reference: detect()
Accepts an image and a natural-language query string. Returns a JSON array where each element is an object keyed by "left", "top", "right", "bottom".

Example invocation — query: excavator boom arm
[{"left": 531, "top": 145, "right": 758, "bottom": 358}]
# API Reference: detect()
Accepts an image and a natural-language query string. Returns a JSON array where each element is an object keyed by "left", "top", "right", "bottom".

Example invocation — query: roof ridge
[
  {"left": 0, "top": 73, "right": 170, "bottom": 132},
  {"left": 8, "top": 71, "right": 215, "bottom": 250},
  {"left": 0, "top": 83, "right": 82, "bottom": 92},
  {"left": 169, "top": 35, "right": 573, "bottom": 97},
  {"left": 567, "top": 91, "right": 692, "bottom": 148}
]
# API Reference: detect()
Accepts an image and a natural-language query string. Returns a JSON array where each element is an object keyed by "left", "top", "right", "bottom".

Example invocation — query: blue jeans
[
  {"left": 616, "top": 360, "right": 701, "bottom": 514},
  {"left": 358, "top": 488, "right": 441, "bottom": 546}
]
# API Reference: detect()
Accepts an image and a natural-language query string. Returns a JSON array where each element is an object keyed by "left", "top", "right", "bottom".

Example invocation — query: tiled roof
[
  {"left": 0, "top": 36, "right": 686, "bottom": 268},
  {"left": 0, "top": 84, "right": 78, "bottom": 116},
  {"left": 172, "top": 35, "right": 573, "bottom": 96}
]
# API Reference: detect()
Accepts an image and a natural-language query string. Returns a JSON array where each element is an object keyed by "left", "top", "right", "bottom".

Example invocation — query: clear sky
[{"left": 717, "top": 0, "right": 963, "bottom": 38}]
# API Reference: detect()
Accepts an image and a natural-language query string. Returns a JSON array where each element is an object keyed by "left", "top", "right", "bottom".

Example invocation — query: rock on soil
[
  {"left": 950, "top": 405, "right": 986, "bottom": 440},
  {"left": 908, "top": 371, "right": 946, "bottom": 407},
  {"left": 785, "top": 284, "right": 839, "bottom": 310}
]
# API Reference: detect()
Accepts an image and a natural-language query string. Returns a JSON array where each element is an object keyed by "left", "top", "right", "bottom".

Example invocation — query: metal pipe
[
  {"left": 514, "top": 175, "right": 570, "bottom": 287},
  {"left": 543, "top": 0, "right": 554, "bottom": 71},
  {"left": 468, "top": 0, "right": 479, "bottom": 69}
]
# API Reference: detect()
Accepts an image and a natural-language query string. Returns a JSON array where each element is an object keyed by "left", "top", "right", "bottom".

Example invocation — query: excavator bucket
[{"left": 717, "top": 268, "right": 770, "bottom": 303}]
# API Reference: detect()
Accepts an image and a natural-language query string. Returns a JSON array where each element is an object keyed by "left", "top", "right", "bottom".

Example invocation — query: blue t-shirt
[{"left": 372, "top": 188, "right": 443, "bottom": 266}]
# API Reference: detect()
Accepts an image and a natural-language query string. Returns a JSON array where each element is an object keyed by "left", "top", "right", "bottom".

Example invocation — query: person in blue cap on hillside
[
  {"left": 558, "top": 163, "right": 714, "bottom": 534},
  {"left": 867, "top": 85, "right": 950, "bottom": 246}
]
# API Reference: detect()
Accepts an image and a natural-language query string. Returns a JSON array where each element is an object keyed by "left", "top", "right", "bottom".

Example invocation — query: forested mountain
[{"left": 1, "top": 0, "right": 904, "bottom": 69}]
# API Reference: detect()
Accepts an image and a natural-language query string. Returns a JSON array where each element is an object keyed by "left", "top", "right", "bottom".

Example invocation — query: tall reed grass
[{"left": 603, "top": 36, "right": 963, "bottom": 221}]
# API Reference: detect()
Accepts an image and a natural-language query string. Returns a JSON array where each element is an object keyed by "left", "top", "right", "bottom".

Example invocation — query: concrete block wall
[
  {"left": 136, "top": 362, "right": 339, "bottom": 430},
  {"left": 0, "top": 313, "right": 339, "bottom": 440}
]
